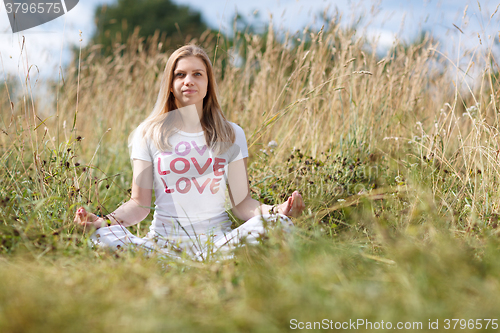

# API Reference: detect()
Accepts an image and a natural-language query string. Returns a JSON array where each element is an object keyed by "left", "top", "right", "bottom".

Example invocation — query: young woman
[{"left": 74, "top": 45, "right": 305, "bottom": 259}]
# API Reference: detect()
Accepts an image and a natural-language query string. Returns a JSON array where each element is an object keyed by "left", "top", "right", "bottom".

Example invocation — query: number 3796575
[
  {"left": 4, "top": 2, "right": 62, "bottom": 14},
  {"left": 444, "top": 319, "right": 498, "bottom": 330}
]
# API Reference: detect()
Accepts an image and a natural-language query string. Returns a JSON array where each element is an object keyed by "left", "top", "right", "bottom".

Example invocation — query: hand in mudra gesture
[
  {"left": 73, "top": 207, "right": 110, "bottom": 231},
  {"left": 276, "top": 191, "right": 305, "bottom": 218}
]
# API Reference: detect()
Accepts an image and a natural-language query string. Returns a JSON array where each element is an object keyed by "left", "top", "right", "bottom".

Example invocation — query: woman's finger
[
  {"left": 291, "top": 192, "right": 299, "bottom": 209},
  {"left": 281, "top": 196, "right": 292, "bottom": 216},
  {"left": 297, "top": 193, "right": 304, "bottom": 209},
  {"left": 74, "top": 207, "right": 84, "bottom": 224},
  {"left": 291, "top": 191, "right": 304, "bottom": 216}
]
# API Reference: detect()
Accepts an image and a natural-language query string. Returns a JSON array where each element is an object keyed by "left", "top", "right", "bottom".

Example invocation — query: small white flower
[
  {"left": 267, "top": 140, "right": 278, "bottom": 149},
  {"left": 465, "top": 103, "right": 480, "bottom": 118}
]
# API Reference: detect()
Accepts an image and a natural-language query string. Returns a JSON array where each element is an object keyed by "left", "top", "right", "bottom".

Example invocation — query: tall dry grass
[{"left": 1, "top": 7, "right": 499, "bottom": 251}]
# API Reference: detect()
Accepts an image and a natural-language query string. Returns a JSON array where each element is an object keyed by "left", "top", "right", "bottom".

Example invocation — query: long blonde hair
[{"left": 141, "top": 45, "right": 235, "bottom": 154}]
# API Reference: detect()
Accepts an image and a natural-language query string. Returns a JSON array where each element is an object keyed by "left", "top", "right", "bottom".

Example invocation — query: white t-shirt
[{"left": 129, "top": 122, "right": 248, "bottom": 239}]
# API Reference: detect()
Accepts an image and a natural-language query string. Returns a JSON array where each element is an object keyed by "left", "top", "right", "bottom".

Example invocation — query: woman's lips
[{"left": 182, "top": 89, "right": 197, "bottom": 94}]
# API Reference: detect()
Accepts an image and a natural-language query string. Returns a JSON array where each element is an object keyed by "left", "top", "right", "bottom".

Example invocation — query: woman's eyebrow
[{"left": 175, "top": 68, "right": 205, "bottom": 72}]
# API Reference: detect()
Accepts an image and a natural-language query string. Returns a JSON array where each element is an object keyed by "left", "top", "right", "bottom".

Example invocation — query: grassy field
[{"left": 1, "top": 11, "right": 500, "bottom": 332}]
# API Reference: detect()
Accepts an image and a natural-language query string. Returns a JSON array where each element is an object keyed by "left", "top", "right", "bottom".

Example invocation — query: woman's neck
[{"left": 175, "top": 104, "right": 203, "bottom": 133}]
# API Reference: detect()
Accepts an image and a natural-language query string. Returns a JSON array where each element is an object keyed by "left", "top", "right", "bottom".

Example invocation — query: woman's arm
[
  {"left": 74, "top": 159, "right": 153, "bottom": 231},
  {"left": 228, "top": 157, "right": 305, "bottom": 221}
]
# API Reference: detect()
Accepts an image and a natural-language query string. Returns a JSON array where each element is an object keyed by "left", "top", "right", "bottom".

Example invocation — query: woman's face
[{"left": 171, "top": 56, "right": 208, "bottom": 111}]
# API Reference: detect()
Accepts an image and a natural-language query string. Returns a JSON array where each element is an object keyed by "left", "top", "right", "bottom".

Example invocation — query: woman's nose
[{"left": 184, "top": 74, "right": 194, "bottom": 85}]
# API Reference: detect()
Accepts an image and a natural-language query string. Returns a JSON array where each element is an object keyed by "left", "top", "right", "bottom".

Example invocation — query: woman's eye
[{"left": 175, "top": 73, "right": 185, "bottom": 77}]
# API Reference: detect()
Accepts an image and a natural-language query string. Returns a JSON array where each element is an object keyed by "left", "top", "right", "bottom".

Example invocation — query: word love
[{"left": 157, "top": 140, "right": 226, "bottom": 195}]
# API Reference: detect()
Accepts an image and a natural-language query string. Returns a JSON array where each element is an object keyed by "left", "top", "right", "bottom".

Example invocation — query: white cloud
[{"left": 364, "top": 28, "right": 397, "bottom": 50}]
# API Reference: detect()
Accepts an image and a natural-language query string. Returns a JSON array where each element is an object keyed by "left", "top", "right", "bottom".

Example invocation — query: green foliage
[{"left": 92, "top": 0, "right": 209, "bottom": 55}]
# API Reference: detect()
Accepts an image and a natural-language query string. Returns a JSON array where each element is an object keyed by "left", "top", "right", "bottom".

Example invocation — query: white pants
[{"left": 90, "top": 214, "right": 293, "bottom": 261}]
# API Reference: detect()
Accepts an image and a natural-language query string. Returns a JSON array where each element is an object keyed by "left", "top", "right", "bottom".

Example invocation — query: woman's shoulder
[
  {"left": 130, "top": 121, "right": 147, "bottom": 133},
  {"left": 228, "top": 121, "right": 246, "bottom": 136},
  {"left": 128, "top": 121, "right": 154, "bottom": 150},
  {"left": 226, "top": 121, "right": 248, "bottom": 158}
]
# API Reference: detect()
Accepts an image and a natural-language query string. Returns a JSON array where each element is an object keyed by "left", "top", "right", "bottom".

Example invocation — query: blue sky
[{"left": 0, "top": 0, "right": 499, "bottom": 78}]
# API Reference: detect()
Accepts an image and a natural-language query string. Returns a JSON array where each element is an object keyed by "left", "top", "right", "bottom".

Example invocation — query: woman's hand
[
  {"left": 74, "top": 207, "right": 108, "bottom": 232},
  {"left": 277, "top": 191, "right": 305, "bottom": 218}
]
